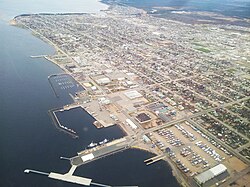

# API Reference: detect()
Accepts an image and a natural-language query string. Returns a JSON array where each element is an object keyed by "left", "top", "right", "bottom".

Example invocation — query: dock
[
  {"left": 71, "top": 137, "right": 132, "bottom": 167},
  {"left": 49, "top": 172, "right": 92, "bottom": 186},
  {"left": 30, "top": 55, "right": 47, "bottom": 58},
  {"left": 144, "top": 154, "right": 166, "bottom": 165},
  {"left": 24, "top": 136, "right": 138, "bottom": 186}
]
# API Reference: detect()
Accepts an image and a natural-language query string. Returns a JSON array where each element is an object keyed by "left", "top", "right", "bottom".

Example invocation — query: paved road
[{"left": 220, "top": 166, "right": 250, "bottom": 187}]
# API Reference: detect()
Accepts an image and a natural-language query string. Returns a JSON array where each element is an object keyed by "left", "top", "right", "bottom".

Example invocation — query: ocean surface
[
  {"left": 103, "top": 0, "right": 250, "bottom": 18},
  {"left": 0, "top": 1, "right": 180, "bottom": 187}
]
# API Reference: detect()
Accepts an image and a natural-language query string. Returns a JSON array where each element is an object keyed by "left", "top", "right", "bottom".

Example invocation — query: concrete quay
[{"left": 71, "top": 137, "right": 133, "bottom": 167}]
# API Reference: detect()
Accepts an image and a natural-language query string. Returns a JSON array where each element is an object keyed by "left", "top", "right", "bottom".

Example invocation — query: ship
[
  {"left": 99, "top": 139, "right": 108, "bottom": 145},
  {"left": 87, "top": 142, "right": 97, "bottom": 148}
]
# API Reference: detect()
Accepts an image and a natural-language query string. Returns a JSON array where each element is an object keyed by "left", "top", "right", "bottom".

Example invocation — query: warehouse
[
  {"left": 124, "top": 90, "right": 142, "bottom": 100},
  {"left": 96, "top": 77, "right": 111, "bottom": 85},
  {"left": 126, "top": 119, "right": 138, "bottom": 129},
  {"left": 195, "top": 164, "right": 227, "bottom": 185},
  {"left": 135, "top": 113, "right": 151, "bottom": 123}
]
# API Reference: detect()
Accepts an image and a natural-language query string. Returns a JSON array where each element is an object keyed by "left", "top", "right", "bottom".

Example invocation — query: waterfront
[{"left": 0, "top": 1, "right": 180, "bottom": 187}]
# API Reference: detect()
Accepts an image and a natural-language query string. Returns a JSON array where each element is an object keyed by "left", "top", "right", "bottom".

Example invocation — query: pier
[
  {"left": 24, "top": 136, "right": 139, "bottom": 186},
  {"left": 71, "top": 137, "right": 133, "bottom": 167},
  {"left": 30, "top": 55, "right": 47, "bottom": 58},
  {"left": 144, "top": 154, "right": 166, "bottom": 165},
  {"left": 24, "top": 169, "right": 49, "bottom": 176}
]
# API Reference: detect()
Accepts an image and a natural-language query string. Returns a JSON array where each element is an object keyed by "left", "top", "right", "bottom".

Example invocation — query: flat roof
[
  {"left": 210, "top": 164, "right": 227, "bottom": 176},
  {"left": 96, "top": 77, "right": 110, "bottom": 85},
  {"left": 135, "top": 113, "right": 151, "bottom": 123},
  {"left": 126, "top": 119, "right": 137, "bottom": 129},
  {"left": 124, "top": 90, "right": 142, "bottom": 100},
  {"left": 195, "top": 164, "right": 227, "bottom": 184},
  {"left": 81, "top": 153, "right": 94, "bottom": 162}
]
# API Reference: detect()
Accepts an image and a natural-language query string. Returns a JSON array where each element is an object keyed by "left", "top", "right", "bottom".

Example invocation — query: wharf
[
  {"left": 49, "top": 166, "right": 92, "bottom": 186},
  {"left": 71, "top": 137, "right": 133, "bottom": 167},
  {"left": 63, "top": 104, "right": 81, "bottom": 111},
  {"left": 144, "top": 154, "right": 166, "bottom": 165}
]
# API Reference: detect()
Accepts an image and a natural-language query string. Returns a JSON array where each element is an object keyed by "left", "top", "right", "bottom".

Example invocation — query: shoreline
[{"left": 12, "top": 14, "right": 186, "bottom": 187}]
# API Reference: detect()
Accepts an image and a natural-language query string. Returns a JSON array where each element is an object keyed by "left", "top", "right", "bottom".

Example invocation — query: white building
[
  {"left": 195, "top": 164, "right": 227, "bottom": 185},
  {"left": 126, "top": 119, "right": 137, "bottom": 129},
  {"left": 124, "top": 90, "right": 142, "bottom": 100},
  {"left": 96, "top": 77, "right": 111, "bottom": 85}
]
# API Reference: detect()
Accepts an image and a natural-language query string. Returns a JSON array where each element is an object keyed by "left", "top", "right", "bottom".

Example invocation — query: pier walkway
[
  {"left": 30, "top": 55, "right": 47, "bottom": 58},
  {"left": 144, "top": 154, "right": 166, "bottom": 165}
]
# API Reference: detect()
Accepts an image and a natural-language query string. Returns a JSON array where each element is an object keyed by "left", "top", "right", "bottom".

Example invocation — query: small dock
[
  {"left": 30, "top": 55, "right": 47, "bottom": 58},
  {"left": 144, "top": 154, "right": 166, "bottom": 165}
]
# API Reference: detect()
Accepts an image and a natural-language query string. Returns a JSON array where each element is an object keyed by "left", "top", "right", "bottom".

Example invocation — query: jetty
[
  {"left": 48, "top": 108, "right": 79, "bottom": 138},
  {"left": 144, "top": 154, "right": 166, "bottom": 165},
  {"left": 30, "top": 55, "right": 47, "bottom": 58}
]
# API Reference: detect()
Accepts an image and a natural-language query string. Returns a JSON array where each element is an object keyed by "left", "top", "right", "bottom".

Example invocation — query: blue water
[
  {"left": 55, "top": 107, "right": 125, "bottom": 142},
  {"left": 0, "top": 1, "right": 180, "bottom": 187},
  {"left": 103, "top": 0, "right": 250, "bottom": 18},
  {"left": 49, "top": 74, "right": 84, "bottom": 101}
]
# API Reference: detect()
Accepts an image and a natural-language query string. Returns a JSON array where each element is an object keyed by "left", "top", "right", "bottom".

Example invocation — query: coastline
[{"left": 11, "top": 12, "right": 185, "bottom": 187}]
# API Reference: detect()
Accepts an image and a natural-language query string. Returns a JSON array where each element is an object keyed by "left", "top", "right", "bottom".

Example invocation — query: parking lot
[{"left": 151, "top": 121, "right": 246, "bottom": 176}]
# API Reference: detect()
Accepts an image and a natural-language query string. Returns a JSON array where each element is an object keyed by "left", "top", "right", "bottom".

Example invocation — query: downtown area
[{"left": 13, "top": 4, "right": 250, "bottom": 187}]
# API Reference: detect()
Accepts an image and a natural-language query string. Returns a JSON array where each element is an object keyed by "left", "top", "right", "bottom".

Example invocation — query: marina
[{"left": 48, "top": 73, "right": 84, "bottom": 99}]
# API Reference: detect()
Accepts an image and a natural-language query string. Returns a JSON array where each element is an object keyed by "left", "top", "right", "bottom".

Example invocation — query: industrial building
[
  {"left": 126, "top": 119, "right": 138, "bottom": 129},
  {"left": 124, "top": 90, "right": 142, "bottom": 100},
  {"left": 194, "top": 164, "right": 227, "bottom": 185},
  {"left": 135, "top": 113, "right": 151, "bottom": 123},
  {"left": 95, "top": 77, "right": 111, "bottom": 85}
]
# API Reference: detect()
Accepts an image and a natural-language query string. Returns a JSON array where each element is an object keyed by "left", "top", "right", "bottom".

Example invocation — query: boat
[
  {"left": 99, "top": 139, "right": 108, "bottom": 145},
  {"left": 24, "top": 169, "right": 30, "bottom": 174},
  {"left": 87, "top": 142, "right": 97, "bottom": 148}
]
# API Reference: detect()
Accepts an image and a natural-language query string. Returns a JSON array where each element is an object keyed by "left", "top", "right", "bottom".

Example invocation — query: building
[
  {"left": 124, "top": 90, "right": 142, "bottom": 100},
  {"left": 142, "top": 135, "right": 151, "bottom": 143},
  {"left": 96, "top": 77, "right": 111, "bottom": 85},
  {"left": 135, "top": 113, "right": 151, "bottom": 123},
  {"left": 195, "top": 164, "right": 227, "bottom": 185},
  {"left": 125, "top": 119, "right": 137, "bottom": 129}
]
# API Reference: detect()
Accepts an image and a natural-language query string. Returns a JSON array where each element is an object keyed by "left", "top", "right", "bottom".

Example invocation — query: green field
[{"left": 195, "top": 47, "right": 211, "bottom": 53}]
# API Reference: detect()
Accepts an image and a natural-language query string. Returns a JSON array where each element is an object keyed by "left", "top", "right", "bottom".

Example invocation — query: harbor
[
  {"left": 7, "top": 0, "right": 250, "bottom": 186},
  {"left": 1, "top": 0, "right": 180, "bottom": 187}
]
